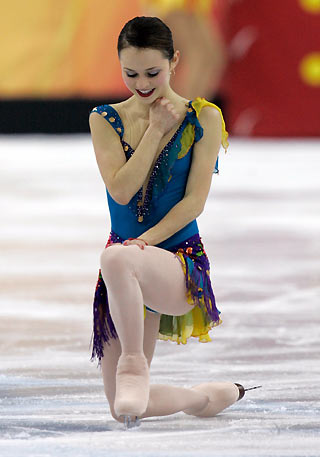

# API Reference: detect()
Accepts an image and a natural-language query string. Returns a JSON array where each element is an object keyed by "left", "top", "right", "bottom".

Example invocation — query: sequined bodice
[{"left": 90, "top": 97, "right": 228, "bottom": 249}]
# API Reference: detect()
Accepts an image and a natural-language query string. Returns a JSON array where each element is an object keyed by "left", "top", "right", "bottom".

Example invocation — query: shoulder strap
[
  {"left": 191, "top": 97, "right": 229, "bottom": 153},
  {"left": 90, "top": 105, "right": 124, "bottom": 139}
]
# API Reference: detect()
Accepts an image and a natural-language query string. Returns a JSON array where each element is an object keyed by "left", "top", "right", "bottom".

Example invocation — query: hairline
[{"left": 118, "top": 44, "right": 173, "bottom": 61}]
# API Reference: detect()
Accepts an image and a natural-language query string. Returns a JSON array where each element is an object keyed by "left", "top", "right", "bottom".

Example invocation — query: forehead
[{"left": 119, "top": 47, "right": 168, "bottom": 69}]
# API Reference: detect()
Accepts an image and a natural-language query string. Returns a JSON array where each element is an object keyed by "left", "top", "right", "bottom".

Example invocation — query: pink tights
[{"left": 99, "top": 243, "right": 239, "bottom": 422}]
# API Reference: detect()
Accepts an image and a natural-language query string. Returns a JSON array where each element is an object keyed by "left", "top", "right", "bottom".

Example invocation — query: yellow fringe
[{"left": 143, "top": 251, "right": 223, "bottom": 345}]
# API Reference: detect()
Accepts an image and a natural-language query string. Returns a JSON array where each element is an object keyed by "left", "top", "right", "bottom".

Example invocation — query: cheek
[
  {"left": 122, "top": 75, "right": 134, "bottom": 90},
  {"left": 154, "top": 72, "right": 168, "bottom": 86}
]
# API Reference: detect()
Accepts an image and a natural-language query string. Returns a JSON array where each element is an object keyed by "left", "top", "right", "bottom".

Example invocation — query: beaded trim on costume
[
  {"left": 90, "top": 99, "right": 224, "bottom": 223},
  {"left": 91, "top": 101, "right": 204, "bottom": 222}
]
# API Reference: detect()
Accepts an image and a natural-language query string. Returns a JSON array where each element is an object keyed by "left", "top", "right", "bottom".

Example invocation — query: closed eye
[
  {"left": 125, "top": 71, "right": 160, "bottom": 78},
  {"left": 147, "top": 71, "right": 160, "bottom": 77}
]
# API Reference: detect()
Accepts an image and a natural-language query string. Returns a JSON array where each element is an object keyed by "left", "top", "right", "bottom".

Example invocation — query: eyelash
[{"left": 126, "top": 72, "right": 159, "bottom": 78}]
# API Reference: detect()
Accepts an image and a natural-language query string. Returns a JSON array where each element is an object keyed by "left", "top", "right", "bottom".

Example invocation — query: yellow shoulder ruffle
[{"left": 191, "top": 97, "right": 229, "bottom": 153}]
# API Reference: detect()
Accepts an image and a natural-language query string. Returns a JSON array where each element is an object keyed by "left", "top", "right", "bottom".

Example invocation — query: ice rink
[{"left": 1, "top": 135, "right": 319, "bottom": 456}]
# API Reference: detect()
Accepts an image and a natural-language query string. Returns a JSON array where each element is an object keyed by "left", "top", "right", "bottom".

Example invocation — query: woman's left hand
[{"left": 123, "top": 238, "right": 147, "bottom": 250}]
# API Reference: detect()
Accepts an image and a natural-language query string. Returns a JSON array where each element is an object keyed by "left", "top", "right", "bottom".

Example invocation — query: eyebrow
[{"left": 124, "top": 67, "right": 159, "bottom": 71}]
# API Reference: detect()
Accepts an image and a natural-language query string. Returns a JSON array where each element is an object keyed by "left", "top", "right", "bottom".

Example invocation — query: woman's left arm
[{"left": 137, "top": 107, "right": 223, "bottom": 247}]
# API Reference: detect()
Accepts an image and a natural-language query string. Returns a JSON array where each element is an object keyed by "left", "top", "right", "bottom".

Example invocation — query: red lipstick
[{"left": 136, "top": 88, "right": 155, "bottom": 98}]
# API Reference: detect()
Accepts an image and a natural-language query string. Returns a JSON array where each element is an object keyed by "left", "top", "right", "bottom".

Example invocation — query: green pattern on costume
[{"left": 178, "top": 123, "right": 196, "bottom": 159}]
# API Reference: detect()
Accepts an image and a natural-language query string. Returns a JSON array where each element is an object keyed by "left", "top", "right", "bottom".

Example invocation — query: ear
[{"left": 171, "top": 50, "right": 180, "bottom": 71}]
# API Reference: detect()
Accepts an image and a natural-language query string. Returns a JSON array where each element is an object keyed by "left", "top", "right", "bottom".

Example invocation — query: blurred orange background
[
  {"left": 1, "top": 0, "right": 319, "bottom": 135},
  {"left": 0, "top": 0, "right": 141, "bottom": 98}
]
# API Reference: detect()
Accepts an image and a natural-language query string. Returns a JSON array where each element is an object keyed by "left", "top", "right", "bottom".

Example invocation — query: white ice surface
[{"left": 0, "top": 135, "right": 320, "bottom": 456}]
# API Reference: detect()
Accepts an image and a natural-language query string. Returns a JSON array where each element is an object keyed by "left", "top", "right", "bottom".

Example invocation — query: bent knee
[
  {"left": 100, "top": 244, "right": 140, "bottom": 273},
  {"left": 100, "top": 244, "right": 125, "bottom": 267}
]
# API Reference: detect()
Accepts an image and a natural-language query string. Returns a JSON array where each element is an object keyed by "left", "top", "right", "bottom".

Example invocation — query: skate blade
[{"left": 120, "top": 415, "right": 141, "bottom": 430}]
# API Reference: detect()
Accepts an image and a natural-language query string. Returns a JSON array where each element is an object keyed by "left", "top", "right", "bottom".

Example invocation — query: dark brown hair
[{"left": 117, "top": 16, "right": 174, "bottom": 61}]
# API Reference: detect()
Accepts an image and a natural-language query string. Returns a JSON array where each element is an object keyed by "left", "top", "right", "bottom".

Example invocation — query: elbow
[
  {"left": 194, "top": 200, "right": 205, "bottom": 218},
  {"left": 108, "top": 185, "right": 130, "bottom": 206},
  {"left": 187, "top": 195, "right": 204, "bottom": 218},
  {"left": 114, "top": 196, "right": 129, "bottom": 206},
  {"left": 108, "top": 172, "right": 130, "bottom": 205},
  {"left": 195, "top": 205, "right": 204, "bottom": 218}
]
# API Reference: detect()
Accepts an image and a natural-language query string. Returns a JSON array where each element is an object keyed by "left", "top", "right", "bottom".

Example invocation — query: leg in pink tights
[
  {"left": 101, "top": 310, "right": 239, "bottom": 422},
  {"left": 100, "top": 243, "right": 199, "bottom": 418},
  {"left": 99, "top": 244, "right": 239, "bottom": 422},
  {"left": 100, "top": 243, "right": 197, "bottom": 352}
]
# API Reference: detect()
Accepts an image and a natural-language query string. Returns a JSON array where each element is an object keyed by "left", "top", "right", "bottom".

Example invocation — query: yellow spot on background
[
  {"left": 298, "top": 0, "right": 320, "bottom": 13},
  {"left": 299, "top": 53, "right": 320, "bottom": 86}
]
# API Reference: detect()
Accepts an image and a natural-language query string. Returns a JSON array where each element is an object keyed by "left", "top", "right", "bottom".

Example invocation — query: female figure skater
[{"left": 89, "top": 16, "right": 259, "bottom": 428}]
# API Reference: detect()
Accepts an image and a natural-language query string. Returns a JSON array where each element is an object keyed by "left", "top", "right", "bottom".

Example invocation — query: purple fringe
[
  {"left": 90, "top": 231, "right": 221, "bottom": 364},
  {"left": 175, "top": 247, "right": 220, "bottom": 325}
]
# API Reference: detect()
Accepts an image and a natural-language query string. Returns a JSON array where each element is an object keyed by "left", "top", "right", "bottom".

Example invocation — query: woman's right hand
[{"left": 149, "top": 97, "right": 180, "bottom": 135}]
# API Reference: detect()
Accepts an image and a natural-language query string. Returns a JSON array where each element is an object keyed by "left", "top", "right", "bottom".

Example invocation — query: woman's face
[{"left": 119, "top": 46, "right": 173, "bottom": 103}]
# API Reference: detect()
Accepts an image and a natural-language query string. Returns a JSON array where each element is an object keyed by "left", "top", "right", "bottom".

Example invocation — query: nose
[{"left": 135, "top": 76, "right": 151, "bottom": 90}]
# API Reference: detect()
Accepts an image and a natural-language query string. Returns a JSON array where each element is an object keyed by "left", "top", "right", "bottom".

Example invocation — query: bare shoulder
[
  {"left": 196, "top": 105, "right": 222, "bottom": 148},
  {"left": 89, "top": 105, "right": 121, "bottom": 142},
  {"left": 109, "top": 97, "right": 140, "bottom": 123},
  {"left": 198, "top": 104, "right": 222, "bottom": 127},
  {"left": 89, "top": 98, "right": 130, "bottom": 120},
  {"left": 89, "top": 108, "right": 112, "bottom": 136},
  {"left": 89, "top": 99, "right": 128, "bottom": 138},
  {"left": 109, "top": 99, "right": 130, "bottom": 116}
]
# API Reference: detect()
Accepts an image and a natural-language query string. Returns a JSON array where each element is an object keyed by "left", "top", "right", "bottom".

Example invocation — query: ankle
[
  {"left": 183, "top": 391, "right": 209, "bottom": 416},
  {"left": 115, "top": 352, "right": 150, "bottom": 418},
  {"left": 117, "top": 352, "right": 149, "bottom": 376}
]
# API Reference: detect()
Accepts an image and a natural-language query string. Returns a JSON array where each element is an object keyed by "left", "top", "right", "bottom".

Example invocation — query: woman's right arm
[
  {"left": 89, "top": 112, "right": 163, "bottom": 205},
  {"left": 89, "top": 98, "right": 179, "bottom": 205}
]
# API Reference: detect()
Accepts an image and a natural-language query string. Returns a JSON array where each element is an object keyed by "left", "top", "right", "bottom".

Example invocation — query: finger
[
  {"left": 151, "top": 98, "right": 161, "bottom": 107},
  {"left": 172, "top": 110, "right": 179, "bottom": 120},
  {"left": 169, "top": 106, "right": 178, "bottom": 116},
  {"left": 170, "top": 109, "right": 179, "bottom": 120}
]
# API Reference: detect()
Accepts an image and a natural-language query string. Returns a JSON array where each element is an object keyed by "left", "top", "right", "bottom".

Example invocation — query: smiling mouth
[{"left": 136, "top": 88, "right": 155, "bottom": 97}]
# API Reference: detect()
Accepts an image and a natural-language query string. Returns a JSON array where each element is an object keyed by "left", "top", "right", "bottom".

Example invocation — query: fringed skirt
[{"left": 90, "top": 230, "right": 222, "bottom": 364}]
